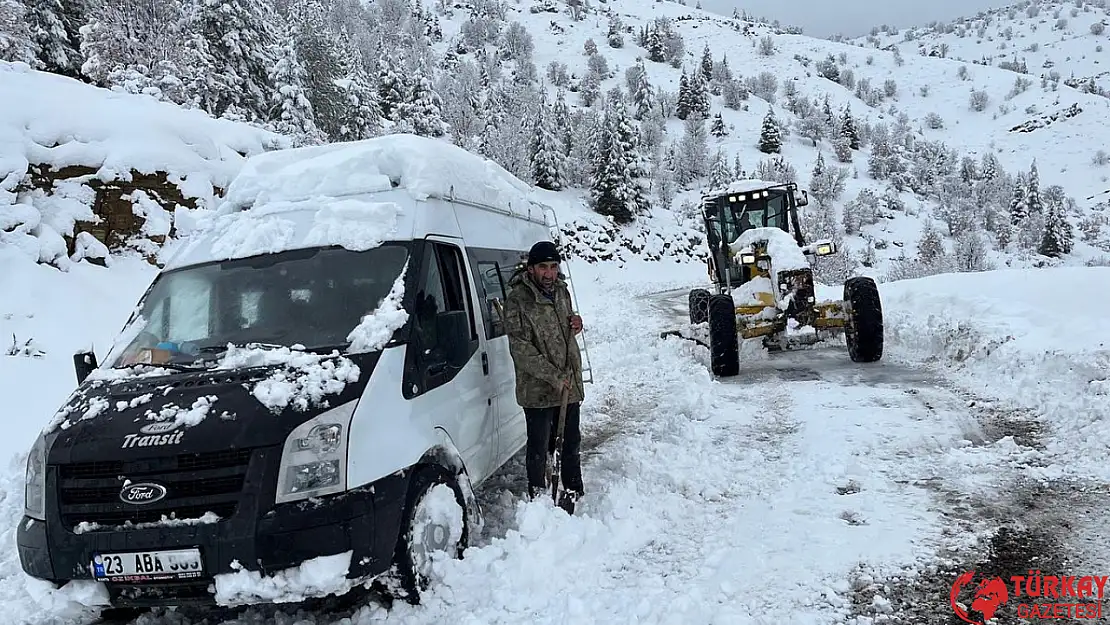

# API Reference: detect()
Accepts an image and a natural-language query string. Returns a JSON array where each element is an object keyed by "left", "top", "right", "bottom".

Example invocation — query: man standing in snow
[{"left": 504, "top": 241, "right": 585, "bottom": 514}]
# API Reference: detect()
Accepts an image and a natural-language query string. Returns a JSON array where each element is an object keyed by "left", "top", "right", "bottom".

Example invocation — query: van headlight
[
  {"left": 275, "top": 400, "right": 357, "bottom": 505},
  {"left": 25, "top": 434, "right": 47, "bottom": 520}
]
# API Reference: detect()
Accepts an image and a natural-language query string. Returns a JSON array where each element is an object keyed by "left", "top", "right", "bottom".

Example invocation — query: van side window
[
  {"left": 475, "top": 261, "right": 507, "bottom": 338},
  {"left": 407, "top": 241, "right": 480, "bottom": 396}
]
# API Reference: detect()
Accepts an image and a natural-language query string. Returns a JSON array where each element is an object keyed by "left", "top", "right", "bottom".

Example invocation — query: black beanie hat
[{"left": 527, "top": 241, "right": 561, "bottom": 266}]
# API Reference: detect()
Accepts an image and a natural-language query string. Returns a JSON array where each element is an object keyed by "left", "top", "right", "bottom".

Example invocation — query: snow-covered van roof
[
  {"left": 161, "top": 134, "right": 554, "bottom": 271},
  {"left": 216, "top": 133, "right": 543, "bottom": 213},
  {"left": 704, "top": 179, "right": 787, "bottom": 198}
]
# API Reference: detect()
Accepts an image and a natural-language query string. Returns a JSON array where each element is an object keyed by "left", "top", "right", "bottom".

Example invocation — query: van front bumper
[{"left": 16, "top": 458, "right": 411, "bottom": 608}]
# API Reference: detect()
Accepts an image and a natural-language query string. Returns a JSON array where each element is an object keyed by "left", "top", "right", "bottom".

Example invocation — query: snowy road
[{"left": 29, "top": 276, "right": 1110, "bottom": 625}]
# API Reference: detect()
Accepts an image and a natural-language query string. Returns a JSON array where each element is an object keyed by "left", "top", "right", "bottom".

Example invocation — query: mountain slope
[{"left": 430, "top": 0, "right": 1110, "bottom": 276}]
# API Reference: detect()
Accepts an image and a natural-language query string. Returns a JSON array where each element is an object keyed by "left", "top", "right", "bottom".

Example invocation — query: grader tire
[
  {"left": 844, "top": 276, "right": 883, "bottom": 363},
  {"left": 688, "top": 288, "right": 710, "bottom": 324},
  {"left": 707, "top": 293, "right": 740, "bottom": 377}
]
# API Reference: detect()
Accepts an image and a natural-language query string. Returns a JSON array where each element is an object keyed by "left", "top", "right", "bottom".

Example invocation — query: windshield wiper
[
  {"left": 114, "top": 362, "right": 208, "bottom": 372},
  {"left": 196, "top": 341, "right": 288, "bottom": 354}
]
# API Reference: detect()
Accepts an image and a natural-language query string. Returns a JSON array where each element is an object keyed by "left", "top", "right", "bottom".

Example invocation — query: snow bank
[
  {"left": 881, "top": 267, "right": 1110, "bottom": 481},
  {"left": 0, "top": 61, "right": 286, "bottom": 264},
  {"left": 0, "top": 62, "right": 282, "bottom": 203},
  {"left": 210, "top": 551, "right": 358, "bottom": 607},
  {"left": 217, "top": 133, "right": 543, "bottom": 214}
]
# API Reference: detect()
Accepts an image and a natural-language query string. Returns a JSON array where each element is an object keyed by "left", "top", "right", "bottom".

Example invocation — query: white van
[{"left": 17, "top": 134, "right": 576, "bottom": 611}]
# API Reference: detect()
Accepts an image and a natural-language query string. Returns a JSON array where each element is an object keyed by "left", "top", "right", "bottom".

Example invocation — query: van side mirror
[{"left": 73, "top": 349, "right": 98, "bottom": 384}]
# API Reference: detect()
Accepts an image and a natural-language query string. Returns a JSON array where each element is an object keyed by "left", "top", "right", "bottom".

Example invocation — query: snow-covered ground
[{"left": 3, "top": 241, "right": 1106, "bottom": 623}]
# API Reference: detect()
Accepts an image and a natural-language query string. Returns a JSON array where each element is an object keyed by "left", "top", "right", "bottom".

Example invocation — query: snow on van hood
[
  {"left": 215, "top": 345, "right": 361, "bottom": 413},
  {"left": 41, "top": 345, "right": 363, "bottom": 437}
]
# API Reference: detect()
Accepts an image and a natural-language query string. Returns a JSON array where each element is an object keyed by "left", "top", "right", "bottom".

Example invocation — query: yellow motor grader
[{"left": 664, "top": 180, "right": 884, "bottom": 377}]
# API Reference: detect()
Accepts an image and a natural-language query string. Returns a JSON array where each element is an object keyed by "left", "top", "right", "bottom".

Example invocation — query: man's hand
[{"left": 569, "top": 313, "right": 583, "bottom": 335}]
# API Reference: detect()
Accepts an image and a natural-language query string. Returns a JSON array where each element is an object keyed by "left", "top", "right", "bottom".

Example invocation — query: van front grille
[{"left": 55, "top": 448, "right": 253, "bottom": 531}]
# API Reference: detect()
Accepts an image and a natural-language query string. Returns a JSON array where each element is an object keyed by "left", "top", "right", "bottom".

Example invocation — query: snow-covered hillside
[
  {"left": 0, "top": 61, "right": 287, "bottom": 268},
  {"left": 445, "top": 0, "right": 1110, "bottom": 276},
  {"left": 6, "top": 0, "right": 1110, "bottom": 284},
  {"left": 853, "top": 0, "right": 1110, "bottom": 101}
]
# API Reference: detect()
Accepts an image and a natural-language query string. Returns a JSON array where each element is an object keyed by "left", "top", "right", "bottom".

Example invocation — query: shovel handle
[{"left": 551, "top": 385, "right": 571, "bottom": 503}]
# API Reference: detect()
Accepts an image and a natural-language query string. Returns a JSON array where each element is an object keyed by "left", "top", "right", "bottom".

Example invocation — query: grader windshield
[{"left": 702, "top": 183, "right": 807, "bottom": 288}]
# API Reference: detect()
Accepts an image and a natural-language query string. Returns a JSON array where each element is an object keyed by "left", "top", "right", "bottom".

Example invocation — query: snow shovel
[{"left": 550, "top": 384, "right": 571, "bottom": 505}]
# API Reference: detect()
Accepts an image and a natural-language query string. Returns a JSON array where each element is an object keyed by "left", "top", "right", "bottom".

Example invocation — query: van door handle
[{"left": 481, "top": 352, "right": 489, "bottom": 375}]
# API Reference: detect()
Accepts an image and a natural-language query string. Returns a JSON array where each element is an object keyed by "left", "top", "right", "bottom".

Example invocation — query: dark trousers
[{"left": 524, "top": 402, "right": 583, "bottom": 495}]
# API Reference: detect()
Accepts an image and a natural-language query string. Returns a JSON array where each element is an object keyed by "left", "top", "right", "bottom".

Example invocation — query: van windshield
[{"left": 103, "top": 244, "right": 410, "bottom": 369}]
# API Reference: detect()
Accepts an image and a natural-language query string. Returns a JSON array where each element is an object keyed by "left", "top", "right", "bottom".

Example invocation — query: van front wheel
[{"left": 388, "top": 465, "right": 469, "bottom": 605}]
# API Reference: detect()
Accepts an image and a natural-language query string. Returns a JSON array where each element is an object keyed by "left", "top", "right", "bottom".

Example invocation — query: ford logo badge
[{"left": 119, "top": 482, "right": 167, "bottom": 505}]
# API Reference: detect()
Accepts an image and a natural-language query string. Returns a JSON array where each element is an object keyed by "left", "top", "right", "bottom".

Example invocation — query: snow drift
[
  {"left": 882, "top": 266, "right": 1110, "bottom": 481},
  {"left": 0, "top": 61, "right": 287, "bottom": 266}
]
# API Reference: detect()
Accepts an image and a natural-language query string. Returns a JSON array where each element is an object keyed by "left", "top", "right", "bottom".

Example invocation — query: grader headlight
[
  {"left": 740, "top": 253, "right": 757, "bottom": 264},
  {"left": 816, "top": 243, "right": 835, "bottom": 256}
]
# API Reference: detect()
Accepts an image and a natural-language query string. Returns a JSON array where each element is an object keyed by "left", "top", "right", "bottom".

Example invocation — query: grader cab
[{"left": 672, "top": 180, "right": 884, "bottom": 377}]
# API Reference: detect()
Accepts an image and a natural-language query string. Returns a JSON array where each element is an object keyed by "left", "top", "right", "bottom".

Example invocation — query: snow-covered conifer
[
  {"left": 708, "top": 149, "right": 731, "bottom": 190},
  {"left": 710, "top": 112, "right": 727, "bottom": 137},
  {"left": 699, "top": 43, "right": 713, "bottom": 81},
  {"left": 23, "top": 0, "right": 84, "bottom": 76},
  {"left": 1038, "top": 195, "right": 1074, "bottom": 257},
  {"left": 840, "top": 106, "right": 859, "bottom": 150},
  {"left": 758, "top": 108, "right": 781, "bottom": 153},
  {"left": 1, "top": 0, "right": 37, "bottom": 65},
  {"left": 530, "top": 100, "right": 565, "bottom": 191},
  {"left": 268, "top": 25, "right": 325, "bottom": 145},
  {"left": 187, "top": 0, "right": 282, "bottom": 121}
]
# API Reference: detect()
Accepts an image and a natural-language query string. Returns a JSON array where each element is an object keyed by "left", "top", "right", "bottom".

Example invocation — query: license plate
[{"left": 91, "top": 548, "right": 204, "bottom": 582}]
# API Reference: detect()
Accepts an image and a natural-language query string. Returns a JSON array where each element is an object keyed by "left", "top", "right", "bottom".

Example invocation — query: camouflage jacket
[{"left": 503, "top": 269, "right": 585, "bottom": 409}]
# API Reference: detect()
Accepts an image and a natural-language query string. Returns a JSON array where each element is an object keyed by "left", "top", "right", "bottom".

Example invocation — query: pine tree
[
  {"left": 589, "top": 105, "right": 635, "bottom": 224},
  {"left": 1025, "top": 160, "right": 1042, "bottom": 215},
  {"left": 710, "top": 112, "right": 727, "bottom": 137},
  {"left": 733, "top": 153, "right": 745, "bottom": 179},
  {"left": 553, "top": 88, "right": 572, "bottom": 156},
  {"left": 394, "top": 63, "right": 447, "bottom": 137},
  {"left": 1009, "top": 173, "right": 1028, "bottom": 224},
  {"left": 676, "top": 69, "right": 691, "bottom": 119},
  {"left": 689, "top": 70, "right": 710, "bottom": 118},
  {"left": 377, "top": 51, "right": 408, "bottom": 121},
  {"left": 646, "top": 26, "right": 665, "bottom": 62},
  {"left": 758, "top": 108, "right": 781, "bottom": 153},
  {"left": 699, "top": 43, "right": 713, "bottom": 81},
  {"left": 676, "top": 115, "right": 709, "bottom": 184},
  {"left": 0, "top": 0, "right": 36, "bottom": 66},
  {"left": 629, "top": 58, "right": 654, "bottom": 120},
  {"left": 267, "top": 24, "right": 325, "bottom": 146},
  {"left": 708, "top": 149, "right": 731, "bottom": 190},
  {"left": 23, "top": 0, "right": 84, "bottom": 76},
  {"left": 1038, "top": 202, "right": 1074, "bottom": 257},
  {"left": 609, "top": 95, "right": 650, "bottom": 215},
  {"left": 530, "top": 99, "right": 565, "bottom": 191},
  {"left": 187, "top": 0, "right": 282, "bottom": 121},
  {"left": 811, "top": 150, "right": 826, "bottom": 180},
  {"left": 710, "top": 53, "right": 732, "bottom": 87},
  {"left": 840, "top": 106, "right": 859, "bottom": 150},
  {"left": 917, "top": 221, "right": 945, "bottom": 266}
]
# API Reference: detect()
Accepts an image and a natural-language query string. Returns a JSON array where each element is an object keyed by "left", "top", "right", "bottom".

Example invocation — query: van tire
[{"left": 387, "top": 465, "right": 470, "bottom": 605}]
